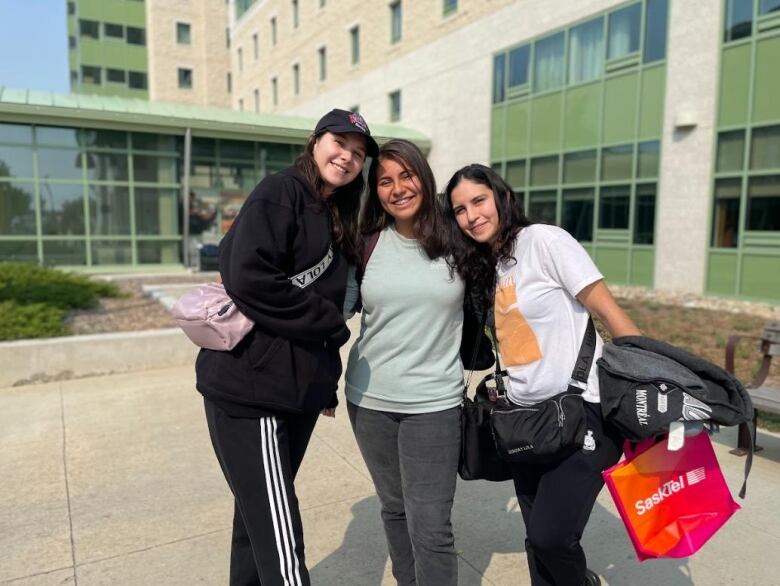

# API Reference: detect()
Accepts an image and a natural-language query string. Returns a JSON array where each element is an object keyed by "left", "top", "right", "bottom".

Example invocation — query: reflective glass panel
[
  {"left": 562, "top": 188, "right": 594, "bottom": 241},
  {"left": 750, "top": 125, "right": 780, "bottom": 170},
  {"left": 599, "top": 185, "right": 630, "bottom": 228},
  {"left": 716, "top": 130, "right": 745, "bottom": 172},
  {"left": 37, "top": 148, "right": 83, "bottom": 180},
  {"left": 137, "top": 240, "right": 181, "bottom": 264},
  {"left": 747, "top": 175, "right": 780, "bottom": 231},
  {"left": 82, "top": 129, "right": 127, "bottom": 149},
  {"left": 601, "top": 145, "right": 634, "bottom": 181},
  {"left": 91, "top": 240, "right": 133, "bottom": 265},
  {"left": 644, "top": 0, "right": 668, "bottom": 63},
  {"left": 133, "top": 155, "right": 177, "bottom": 183},
  {"left": 528, "top": 190, "right": 557, "bottom": 224},
  {"left": 493, "top": 53, "right": 506, "bottom": 102},
  {"left": 86, "top": 153, "right": 129, "bottom": 182},
  {"left": 0, "top": 240, "right": 37, "bottom": 262},
  {"left": 40, "top": 181, "right": 85, "bottom": 235},
  {"left": 569, "top": 18, "right": 603, "bottom": 84},
  {"left": 534, "top": 32, "right": 565, "bottom": 92},
  {"left": 88, "top": 185, "right": 131, "bottom": 235},
  {"left": 42, "top": 240, "right": 87, "bottom": 266},
  {"left": 725, "top": 0, "right": 753, "bottom": 42},
  {"left": 135, "top": 188, "right": 179, "bottom": 236},
  {"left": 634, "top": 183, "right": 656, "bottom": 244},
  {"left": 506, "top": 160, "right": 526, "bottom": 188},
  {"left": 563, "top": 150, "right": 597, "bottom": 184},
  {"left": 0, "top": 123, "right": 32, "bottom": 144},
  {"left": 607, "top": 3, "right": 641, "bottom": 59},
  {"left": 132, "top": 133, "right": 177, "bottom": 152},
  {"left": 530, "top": 156, "right": 559, "bottom": 186},
  {"left": 0, "top": 181, "right": 36, "bottom": 234},
  {"left": 509, "top": 45, "right": 530, "bottom": 87},
  {"left": 712, "top": 178, "right": 741, "bottom": 247},
  {"left": 760, "top": 0, "right": 780, "bottom": 15},
  {"left": 0, "top": 146, "right": 34, "bottom": 178},
  {"left": 637, "top": 141, "right": 660, "bottom": 178},
  {"left": 36, "top": 127, "right": 79, "bottom": 148},
  {"left": 220, "top": 140, "right": 255, "bottom": 160}
]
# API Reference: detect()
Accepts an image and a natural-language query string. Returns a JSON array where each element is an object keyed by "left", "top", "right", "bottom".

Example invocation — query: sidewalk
[{"left": 2, "top": 363, "right": 780, "bottom": 585}]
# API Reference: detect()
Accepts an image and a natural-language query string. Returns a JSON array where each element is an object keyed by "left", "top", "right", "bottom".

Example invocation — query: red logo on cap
[{"left": 349, "top": 113, "right": 369, "bottom": 133}]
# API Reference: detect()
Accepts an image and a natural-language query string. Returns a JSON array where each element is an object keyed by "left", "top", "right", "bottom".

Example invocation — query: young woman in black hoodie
[{"left": 196, "top": 109, "right": 378, "bottom": 586}]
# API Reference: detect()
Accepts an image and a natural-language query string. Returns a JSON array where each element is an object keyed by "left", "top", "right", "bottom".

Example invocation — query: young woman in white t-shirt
[{"left": 444, "top": 164, "right": 640, "bottom": 586}]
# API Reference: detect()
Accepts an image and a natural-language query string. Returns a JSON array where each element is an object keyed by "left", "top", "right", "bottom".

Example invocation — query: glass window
[
  {"left": 530, "top": 155, "right": 559, "bottom": 186},
  {"left": 0, "top": 145, "right": 34, "bottom": 178},
  {"left": 607, "top": 3, "right": 641, "bottom": 60},
  {"left": 562, "top": 188, "right": 594, "bottom": 241},
  {"left": 601, "top": 144, "right": 634, "bottom": 181},
  {"left": 599, "top": 185, "right": 630, "bottom": 229},
  {"left": 40, "top": 181, "right": 85, "bottom": 235},
  {"left": 760, "top": 0, "right": 780, "bottom": 15},
  {"left": 132, "top": 133, "right": 176, "bottom": 152},
  {"left": 270, "top": 17, "right": 277, "bottom": 46},
  {"left": 491, "top": 162, "right": 503, "bottom": 177},
  {"left": 104, "top": 23, "right": 124, "bottom": 39},
  {"left": 350, "top": 26, "right": 360, "bottom": 65},
  {"left": 712, "top": 178, "right": 741, "bottom": 247},
  {"left": 252, "top": 33, "right": 258, "bottom": 59},
  {"left": 492, "top": 53, "right": 506, "bottom": 103},
  {"left": 88, "top": 185, "right": 131, "bottom": 235},
  {"left": 747, "top": 175, "right": 780, "bottom": 231},
  {"left": 37, "top": 148, "right": 83, "bottom": 180},
  {"left": 443, "top": 0, "right": 458, "bottom": 16},
  {"left": 86, "top": 153, "right": 129, "bottom": 182},
  {"left": 178, "top": 68, "right": 193, "bottom": 89},
  {"left": 221, "top": 140, "right": 254, "bottom": 160},
  {"left": 506, "top": 160, "right": 526, "bottom": 188},
  {"left": 133, "top": 155, "right": 177, "bottom": 183},
  {"left": 69, "top": 35, "right": 77, "bottom": 49},
  {"left": 177, "top": 22, "right": 191, "bottom": 44},
  {"left": 81, "top": 66, "right": 101, "bottom": 85},
  {"left": 637, "top": 140, "right": 660, "bottom": 178},
  {"left": 135, "top": 188, "right": 179, "bottom": 235},
  {"left": 644, "top": 0, "right": 668, "bottom": 62},
  {"left": 128, "top": 71, "right": 148, "bottom": 90},
  {"left": 37, "top": 127, "right": 79, "bottom": 148},
  {"left": 0, "top": 181, "right": 36, "bottom": 234},
  {"left": 272, "top": 77, "right": 278, "bottom": 105},
  {"left": 390, "top": 1, "right": 402, "bottom": 43},
  {"left": 318, "top": 46, "right": 327, "bottom": 81},
  {"left": 67, "top": 1, "right": 75, "bottom": 15},
  {"left": 725, "top": 0, "right": 753, "bottom": 42},
  {"left": 292, "top": 63, "right": 300, "bottom": 95},
  {"left": 750, "top": 125, "right": 780, "bottom": 170},
  {"left": 219, "top": 162, "right": 257, "bottom": 190},
  {"left": 192, "top": 138, "right": 216, "bottom": 159},
  {"left": 90, "top": 240, "right": 133, "bottom": 265},
  {"left": 563, "top": 149, "right": 597, "bottom": 184},
  {"left": 126, "top": 27, "right": 146, "bottom": 46},
  {"left": 137, "top": 240, "right": 181, "bottom": 264},
  {"left": 238, "top": 48, "right": 243, "bottom": 72},
  {"left": 79, "top": 19, "right": 99, "bottom": 39},
  {"left": 82, "top": 129, "right": 126, "bottom": 150},
  {"left": 106, "top": 68, "right": 126, "bottom": 83},
  {"left": 534, "top": 32, "right": 565, "bottom": 92},
  {"left": 389, "top": 90, "right": 402, "bottom": 122},
  {"left": 292, "top": 0, "right": 299, "bottom": 28},
  {"left": 0, "top": 240, "right": 38, "bottom": 262},
  {"left": 509, "top": 44, "right": 530, "bottom": 88},
  {"left": 528, "top": 190, "right": 557, "bottom": 224},
  {"left": 43, "top": 240, "right": 87, "bottom": 266},
  {"left": 0, "top": 123, "right": 32, "bottom": 144},
  {"left": 568, "top": 18, "right": 603, "bottom": 84},
  {"left": 716, "top": 130, "right": 745, "bottom": 172},
  {"left": 634, "top": 183, "right": 656, "bottom": 244}
]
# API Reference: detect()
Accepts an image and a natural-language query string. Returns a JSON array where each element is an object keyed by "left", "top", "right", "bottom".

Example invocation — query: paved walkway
[{"left": 2, "top": 363, "right": 780, "bottom": 585}]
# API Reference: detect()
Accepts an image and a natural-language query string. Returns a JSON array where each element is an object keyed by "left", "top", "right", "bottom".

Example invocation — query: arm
[
  {"left": 576, "top": 280, "right": 641, "bottom": 338},
  {"left": 342, "top": 264, "right": 360, "bottom": 320}
]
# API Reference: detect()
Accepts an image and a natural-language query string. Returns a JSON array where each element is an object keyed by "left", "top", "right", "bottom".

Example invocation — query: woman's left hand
[{"left": 320, "top": 407, "right": 336, "bottom": 418}]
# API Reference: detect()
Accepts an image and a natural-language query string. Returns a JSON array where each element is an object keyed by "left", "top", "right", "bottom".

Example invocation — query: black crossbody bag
[{"left": 489, "top": 317, "right": 597, "bottom": 463}]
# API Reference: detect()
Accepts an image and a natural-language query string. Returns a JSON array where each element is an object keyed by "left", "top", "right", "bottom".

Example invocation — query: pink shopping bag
[{"left": 602, "top": 432, "right": 740, "bottom": 561}]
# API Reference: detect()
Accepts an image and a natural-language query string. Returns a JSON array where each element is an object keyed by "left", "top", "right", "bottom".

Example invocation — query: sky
[{"left": 0, "top": 0, "right": 69, "bottom": 92}]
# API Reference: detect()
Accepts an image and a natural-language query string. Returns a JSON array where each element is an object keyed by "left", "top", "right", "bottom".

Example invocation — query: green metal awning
[{"left": 0, "top": 87, "right": 431, "bottom": 150}]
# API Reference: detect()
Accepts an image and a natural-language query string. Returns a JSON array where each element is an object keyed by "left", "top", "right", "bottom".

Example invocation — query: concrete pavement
[{"left": 2, "top": 362, "right": 780, "bottom": 585}]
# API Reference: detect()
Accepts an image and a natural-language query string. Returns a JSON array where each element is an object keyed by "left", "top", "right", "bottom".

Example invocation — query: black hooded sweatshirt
[{"left": 195, "top": 167, "right": 351, "bottom": 417}]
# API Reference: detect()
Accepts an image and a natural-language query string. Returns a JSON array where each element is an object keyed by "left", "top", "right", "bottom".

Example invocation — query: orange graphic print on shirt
[{"left": 494, "top": 279, "right": 542, "bottom": 367}]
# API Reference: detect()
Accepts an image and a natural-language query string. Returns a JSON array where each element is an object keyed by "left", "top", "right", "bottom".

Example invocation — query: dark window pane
[
  {"left": 132, "top": 133, "right": 177, "bottom": 152},
  {"left": 0, "top": 181, "right": 36, "bottom": 235},
  {"left": 534, "top": 32, "right": 565, "bottom": 92},
  {"left": 192, "top": 138, "right": 216, "bottom": 159},
  {"left": 608, "top": 3, "right": 641, "bottom": 59},
  {"left": 644, "top": 0, "right": 668, "bottom": 63},
  {"left": 601, "top": 144, "right": 633, "bottom": 181},
  {"left": 262, "top": 143, "right": 295, "bottom": 162},
  {"left": 81, "top": 65, "right": 101, "bottom": 84},
  {"left": 747, "top": 175, "right": 780, "bottom": 231},
  {"left": 106, "top": 68, "right": 126, "bottom": 83},
  {"left": 508, "top": 45, "right": 530, "bottom": 87},
  {"left": 135, "top": 188, "right": 180, "bottom": 235},
  {"left": 0, "top": 240, "right": 37, "bottom": 262},
  {"left": 637, "top": 140, "right": 660, "bottom": 178},
  {"left": 67, "top": 1, "right": 75, "bottom": 15},
  {"left": 760, "top": 0, "right": 780, "bottom": 15},
  {"left": 716, "top": 130, "right": 745, "bottom": 172},
  {"left": 137, "top": 240, "right": 181, "bottom": 264},
  {"left": 220, "top": 140, "right": 254, "bottom": 160},
  {"left": 91, "top": 240, "right": 133, "bottom": 265},
  {"left": 104, "top": 23, "right": 124, "bottom": 38},
  {"left": 178, "top": 68, "right": 193, "bottom": 89},
  {"left": 563, "top": 150, "right": 597, "bottom": 183},
  {"left": 219, "top": 162, "right": 257, "bottom": 190},
  {"left": 36, "top": 127, "right": 79, "bottom": 148},
  {"left": 89, "top": 186, "right": 131, "bottom": 235},
  {"left": 40, "top": 182, "right": 85, "bottom": 235},
  {"left": 725, "top": 0, "right": 753, "bottom": 42},
  {"left": 0, "top": 145, "right": 34, "bottom": 178},
  {"left": 634, "top": 183, "right": 656, "bottom": 244},
  {"left": 69, "top": 35, "right": 77, "bottom": 49},
  {"left": 42, "top": 240, "right": 87, "bottom": 266},
  {"left": 0, "top": 123, "right": 32, "bottom": 144},
  {"left": 506, "top": 159, "right": 526, "bottom": 188},
  {"left": 599, "top": 185, "right": 630, "bottom": 229},
  {"left": 528, "top": 190, "right": 557, "bottom": 224},
  {"left": 177, "top": 22, "right": 191, "bottom": 44},
  {"left": 491, "top": 162, "right": 503, "bottom": 176},
  {"left": 82, "top": 129, "right": 126, "bottom": 149},
  {"left": 750, "top": 125, "right": 780, "bottom": 170},
  {"left": 79, "top": 19, "right": 99, "bottom": 39},
  {"left": 86, "top": 153, "right": 129, "bottom": 181},
  {"left": 562, "top": 188, "right": 594, "bottom": 241},
  {"left": 492, "top": 53, "right": 506, "bottom": 103},
  {"left": 569, "top": 18, "right": 603, "bottom": 84},
  {"left": 133, "top": 155, "right": 177, "bottom": 183},
  {"left": 126, "top": 26, "right": 146, "bottom": 45},
  {"left": 128, "top": 71, "right": 148, "bottom": 89},
  {"left": 712, "top": 178, "right": 741, "bottom": 247},
  {"left": 37, "top": 148, "right": 83, "bottom": 180},
  {"left": 530, "top": 155, "right": 559, "bottom": 186}
]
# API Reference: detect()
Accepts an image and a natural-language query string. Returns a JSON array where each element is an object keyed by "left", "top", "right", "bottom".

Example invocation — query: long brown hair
[
  {"left": 293, "top": 132, "right": 364, "bottom": 265},
  {"left": 361, "top": 139, "right": 447, "bottom": 260}
]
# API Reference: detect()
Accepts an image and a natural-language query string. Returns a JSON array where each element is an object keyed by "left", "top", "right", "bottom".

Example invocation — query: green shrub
[
  {"left": 0, "top": 300, "right": 69, "bottom": 340},
  {"left": 0, "top": 262, "right": 122, "bottom": 310}
]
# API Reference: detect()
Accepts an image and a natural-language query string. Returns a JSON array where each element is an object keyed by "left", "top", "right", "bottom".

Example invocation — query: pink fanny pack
[{"left": 170, "top": 283, "right": 254, "bottom": 351}]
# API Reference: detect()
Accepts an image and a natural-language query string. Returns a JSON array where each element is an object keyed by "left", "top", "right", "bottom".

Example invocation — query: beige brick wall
[
  {"left": 230, "top": 0, "right": 517, "bottom": 113},
  {"left": 147, "top": 0, "right": 231, "bottom": 107}
]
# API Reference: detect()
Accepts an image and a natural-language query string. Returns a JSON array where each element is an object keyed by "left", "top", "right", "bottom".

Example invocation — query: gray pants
[{"left": 347, "top": 402, "right": 461, "bottom": 586}]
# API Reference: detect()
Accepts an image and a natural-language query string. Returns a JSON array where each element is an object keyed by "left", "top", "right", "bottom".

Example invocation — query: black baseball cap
[{"left": 314, "top": 109, "right": 379, "bottom": 158}]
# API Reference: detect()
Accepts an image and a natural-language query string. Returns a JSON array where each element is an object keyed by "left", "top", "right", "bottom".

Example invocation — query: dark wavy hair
[
  {"left": 294, "top": 132, "right": 365, "bottom": 265},
  {"left": 361, "top": 139, "right": 447, "bottom": 260},
  {"left": 443, "top": 164, "right": 532, "bottom": 310}
]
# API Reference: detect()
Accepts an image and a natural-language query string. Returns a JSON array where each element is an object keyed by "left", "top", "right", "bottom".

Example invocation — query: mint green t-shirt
[{"left": 345, "top": 226, "right": 465, "bottom": 413}]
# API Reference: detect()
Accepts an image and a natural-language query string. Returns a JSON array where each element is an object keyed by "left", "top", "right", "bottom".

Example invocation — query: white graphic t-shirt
[{"left": 495, "top": 224, "right": 604, "bottom": 405}]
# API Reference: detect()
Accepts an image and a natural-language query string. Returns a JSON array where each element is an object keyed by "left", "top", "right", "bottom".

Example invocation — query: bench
[{"left": 725, "top": 320, "right": 780, "bottom": 455}]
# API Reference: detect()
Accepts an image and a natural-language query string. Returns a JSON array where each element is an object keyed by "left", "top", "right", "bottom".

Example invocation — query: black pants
[
  {"left": 511, "top": 401, "right": 623, "bottom": 586},
  {"left": 204, "top": 398, "right": 319, "bottom": 586}
]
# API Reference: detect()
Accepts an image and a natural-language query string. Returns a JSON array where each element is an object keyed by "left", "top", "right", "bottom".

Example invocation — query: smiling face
[
  {"left": 449, "top": 178, "right": 501, "bottom": 244},
  {"left": 375, "top": 156, "right": 423, "bottom": 234},
  {"left": 312, "top": 131, "right": 367, "bottom": 196}
]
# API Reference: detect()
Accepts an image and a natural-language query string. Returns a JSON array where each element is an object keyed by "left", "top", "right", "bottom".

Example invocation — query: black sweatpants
[
  {"left": 511, "top": 401, "right": 623, "bottom": 586},
  {"left": 204, "top": 398, "right": 319, "bottom": 586}
]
